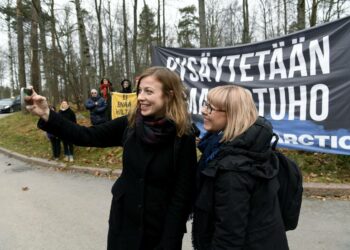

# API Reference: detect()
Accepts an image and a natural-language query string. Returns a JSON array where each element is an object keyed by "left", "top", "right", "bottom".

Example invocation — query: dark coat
[
  {"left": 192, "top": 117, "right": 289, "bottom": 250},
  {"left": 38, "top": 112, "right": 197, "bottom": 250},
  {"left": 58, "top": 107, "right": 76, "bottom": 123},
  {"left": 85, "top": 95, "right": 107, "bottom": 125}
]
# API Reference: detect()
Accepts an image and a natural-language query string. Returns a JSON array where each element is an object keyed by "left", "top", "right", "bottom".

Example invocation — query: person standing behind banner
[
  {"left": 120, "top": 79, "right": 132, "bottom": 93},
  {"left": 85, "top": 88, "right": 107, "bottom": 125},
  {"left": 99, "top": 78, "right": 114, "bottom": 121},
  {"left": 25, "top": 66, "right": 197, "bottom": 250},
  {"left": 59, "top": 100, "right": 77, "bottom": 162},
  {"left": 192, "top": 85, "right": 288, "bottom": 250}
]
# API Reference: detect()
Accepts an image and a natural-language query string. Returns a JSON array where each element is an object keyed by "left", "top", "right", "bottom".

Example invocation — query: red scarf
[{"left": 100, "top": 84, "right": 110, "bottom": 100}]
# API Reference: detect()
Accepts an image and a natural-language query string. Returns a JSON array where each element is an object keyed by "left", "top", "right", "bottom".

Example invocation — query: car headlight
[{"left": 4, "top": 105, "right": 10, "bottom": 109}]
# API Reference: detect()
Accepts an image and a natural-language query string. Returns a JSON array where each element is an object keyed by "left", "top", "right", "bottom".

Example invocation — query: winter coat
[
  {"left": 192, "top": 117, "right": 289, "bottom": 250},
  {"left": 58, "top": 107, "right": 76, "bottom": 123},
  {"left": 85, "top": 95, "right": 107, "bottom": 125},
  {"left": 38, "top": 112, "right": 197, "bottom": 250}
]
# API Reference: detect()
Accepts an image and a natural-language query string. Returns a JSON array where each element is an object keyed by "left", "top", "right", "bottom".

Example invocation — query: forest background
[
  {"left": 0, "top": 0, "right": 349, "bottom": 108},
  {"left": 0, "top": 0, "right": 350, "bottom": 184}
]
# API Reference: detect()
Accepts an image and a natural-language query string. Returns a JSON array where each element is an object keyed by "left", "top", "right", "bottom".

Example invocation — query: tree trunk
[
  {"left": 297, "top": 0, "right": 305, "bottom": 30},
  {"left": 162, "top": 0, "right": 165, "bottom": 46},
  {"left": 16, "top": 0, "right": 26, "bottom": 89},
  {"left": 198, "top": 0, "right": 207, "bottom": 47},
  {"left": 283, "top": 0, "right": 288, "bottom": 34},
  {"left": 310, "top": 0, "right": 318, "bottom": 27},
  {"left": 7, "top": 0, "right": 16, "bottom": 95},
  {"left": 132, "top": 0, "right": 139, "bottom": 75},
  {"left": 94, "top": 0, "right": 105, "bottom": 78},
  {"left": 107, "top": 0, "right": 116, "bottom": 80},
  {"left": 242, "top": 0, "right": 250, "bottom": 43},
  {"left": 324, "top": 0, "right": 334, "bottom": 22},
  {"left": 38, "top": 0, "right": 52, "bottom": 103},
  {"left": 50, "top": 0, "right": 60, "bottom": 106},
  {"left": 30, "top": 0, "right": 41, "bottom": 93},
  {"left": 157, "top": 0, "right": 161, "bottom": 45},
  {"left": 123, "top": 0, "right": 130, "bottom": 79},
  {"left": 74, "top": 0, "right": 91, "bottom": 104},
  {"left": 277, "top": 0, "right": 281, "bottom": 36}
]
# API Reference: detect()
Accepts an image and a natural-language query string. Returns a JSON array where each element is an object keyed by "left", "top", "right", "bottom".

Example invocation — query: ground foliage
[{"left": 0, "top": 111, "right": 349, "bottom": 183}]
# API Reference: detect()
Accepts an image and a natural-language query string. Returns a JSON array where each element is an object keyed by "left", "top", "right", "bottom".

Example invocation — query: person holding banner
[
  {"left": 24, "top": 66, "right": 197, "bottom": 250},
  {"left": 99, "top": 78, "right": 114, "bottom": 121},
  {"left": 120, "top": 79, "right": 132, "bottom": 93},
  {"left": 192, "top": 85, "right": 288, "bottom": 250}
]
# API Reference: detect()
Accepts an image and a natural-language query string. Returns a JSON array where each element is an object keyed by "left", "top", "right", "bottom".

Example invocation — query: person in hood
[
  {"left": 192, "top": 85, "right": 289, "bottom": 250},
  {"left": 99, "top": 78, "right": 114, "bottom": 121},
  {"left": 59, "top": 100, "right": 77, "bottom": 162},
  {"left": 120, "top": 79, "right": 132, "bottom": 93},
  {"left": 85, "top": 89, "right": 107, "bottom": 125}
]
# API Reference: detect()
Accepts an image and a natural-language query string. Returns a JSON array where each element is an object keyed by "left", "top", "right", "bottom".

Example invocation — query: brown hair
[
  {"left": 128, "top": 66, "right": 191, "bottom": 136},
  {"left": 208, "top": 85, "right": 258, "bottom": 142}
]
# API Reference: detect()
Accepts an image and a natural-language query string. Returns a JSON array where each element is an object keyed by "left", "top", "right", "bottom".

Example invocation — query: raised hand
[{"left": 25, "top": 88, "right": 50, "bottom": 121}]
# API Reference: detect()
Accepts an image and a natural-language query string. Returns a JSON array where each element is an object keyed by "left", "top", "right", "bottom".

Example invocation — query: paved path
[{"left": 1, "top": 153, "right": 350, "bottom": 249}]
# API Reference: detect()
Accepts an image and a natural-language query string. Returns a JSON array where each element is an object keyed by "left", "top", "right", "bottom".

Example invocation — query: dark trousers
[
  {"left": 63, "top": 141, "right": 74, "bottom": 156},
  {"left": 49, "top": 137, "right": 61, "bottom": 158}
]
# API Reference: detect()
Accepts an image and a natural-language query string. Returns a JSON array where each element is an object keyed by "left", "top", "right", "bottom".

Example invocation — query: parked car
[{"left": 0, "top": 96, "right": 21, "bottom": 113}]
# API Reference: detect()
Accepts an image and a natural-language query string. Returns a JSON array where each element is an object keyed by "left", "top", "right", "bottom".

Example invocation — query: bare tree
[
  {"left": 30, "top": 0, "right": 41, "bottom": 93},
  {"left": 259, "top": 0, "right": 268, "bottom": 39},
  {"left": 38, "top": 0, "right": 51, "bottom": 101},
  {"left": 133, "top": 0, "right": 139, "bottom": 75},
  {"left": 49, "top": 0, "right": 60, "bottom": 106},
  {"left": 242, "top": 0, "right": 250, "bottom": 43},
  {"left": 310, "top": 0, "right": 319, "bottom": 27},
  {"left": 123, "top": 0, "right": 130, "bottom": 79},
  {"left": 283, "top": 0, "right": 288, "bottom": 34},
  {"left": 198, "top": 0, "right": 207, "bottom": 47},
  {"left": 16, "top": 0, "right": 26, "bottom": 89},
  {"left": 297, "top": 0, "right": 305, "bottom": 30},
  {"left": 162, "top": 0, "right": 165, "bottom": 46},
  {"left": 6, "top": 0, "right": 17, "bottom": 94},
  {"left": 157, "top": 0, "right": 162, "bottom": 45},
  {"left": 94, "top": 0, "right": 105, "bottom": 78},
  {"left": 74, "top": 0, "right": 91, "bottom": 103},
  {"left": 105, "top": 0, "right": 116, "bottom": 80}
]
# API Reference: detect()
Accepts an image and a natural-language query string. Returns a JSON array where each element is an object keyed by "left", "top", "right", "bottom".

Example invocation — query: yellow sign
[{"left": 111, "top": 92, "right": 137, "bottom": 119}]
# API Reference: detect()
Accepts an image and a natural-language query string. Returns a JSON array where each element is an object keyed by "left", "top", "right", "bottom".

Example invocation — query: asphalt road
[{"left": 0, "top": 151, "right": 350, "bottom": 249}]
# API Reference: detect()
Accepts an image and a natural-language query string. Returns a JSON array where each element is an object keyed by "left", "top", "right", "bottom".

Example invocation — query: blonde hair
[
  {"left": 128, "top": 66, "right": 191, "bottom": 136},
  {"left": 208, "top": 85, "right": 258, "bottom": 142}
]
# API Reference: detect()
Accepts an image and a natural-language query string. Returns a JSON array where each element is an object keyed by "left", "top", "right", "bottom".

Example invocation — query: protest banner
[
  {"left": 111, "top": 92, "right": 137, "bottom": 119},
  {"left": 152, "top": 16, "right": 350, "bottom": 155}
]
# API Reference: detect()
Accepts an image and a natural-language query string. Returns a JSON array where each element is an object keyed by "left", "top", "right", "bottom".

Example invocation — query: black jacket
[
  {"left": 38, "top": 111, "right": 197, "bottom": 250},
  {"left": 192, "top": 117, "right": 289, "bottom": 250},
  {"left": 58, "top": 108, "right": 76, "bottom": 123}
]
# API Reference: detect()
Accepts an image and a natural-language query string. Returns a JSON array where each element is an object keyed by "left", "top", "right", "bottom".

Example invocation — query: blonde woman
[
  {"left": 192, "top": 85, "right": 288, "bottom": 250},
  {"left": 25, "top": 67, "right": 197, "bottom": 250}
]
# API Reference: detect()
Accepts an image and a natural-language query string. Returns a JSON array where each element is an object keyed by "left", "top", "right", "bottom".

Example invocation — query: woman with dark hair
[
  {"left": 25, "top": 66, "right": 197, "bottom": 250},
  {"left": 120, "top": 79, "right": 132, "bottom": 93},
  {"left": 99, "top": 78, "right": 114, "bottom": 121}
]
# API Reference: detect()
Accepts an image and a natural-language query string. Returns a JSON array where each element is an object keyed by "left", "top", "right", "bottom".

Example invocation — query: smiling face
[
  {"left": 137, "top": 75, "right": 167, "bottom": 117},
  {"left": 201, "top": 100, "right": 227, "bottom": 133},
  {"left": 60, "top": 101, "right": 69, "bottom": 110}
]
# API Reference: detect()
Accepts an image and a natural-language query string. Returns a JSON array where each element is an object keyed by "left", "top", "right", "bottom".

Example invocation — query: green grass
[
  {"left": 0, "top": 112, "right": 350, "bottom": 183},
  {"left": 284, "top": 149, "right": 350, "bottom": 183},
  {"left": 0, "top": 112, "right": 123, "bottom": 169}
]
